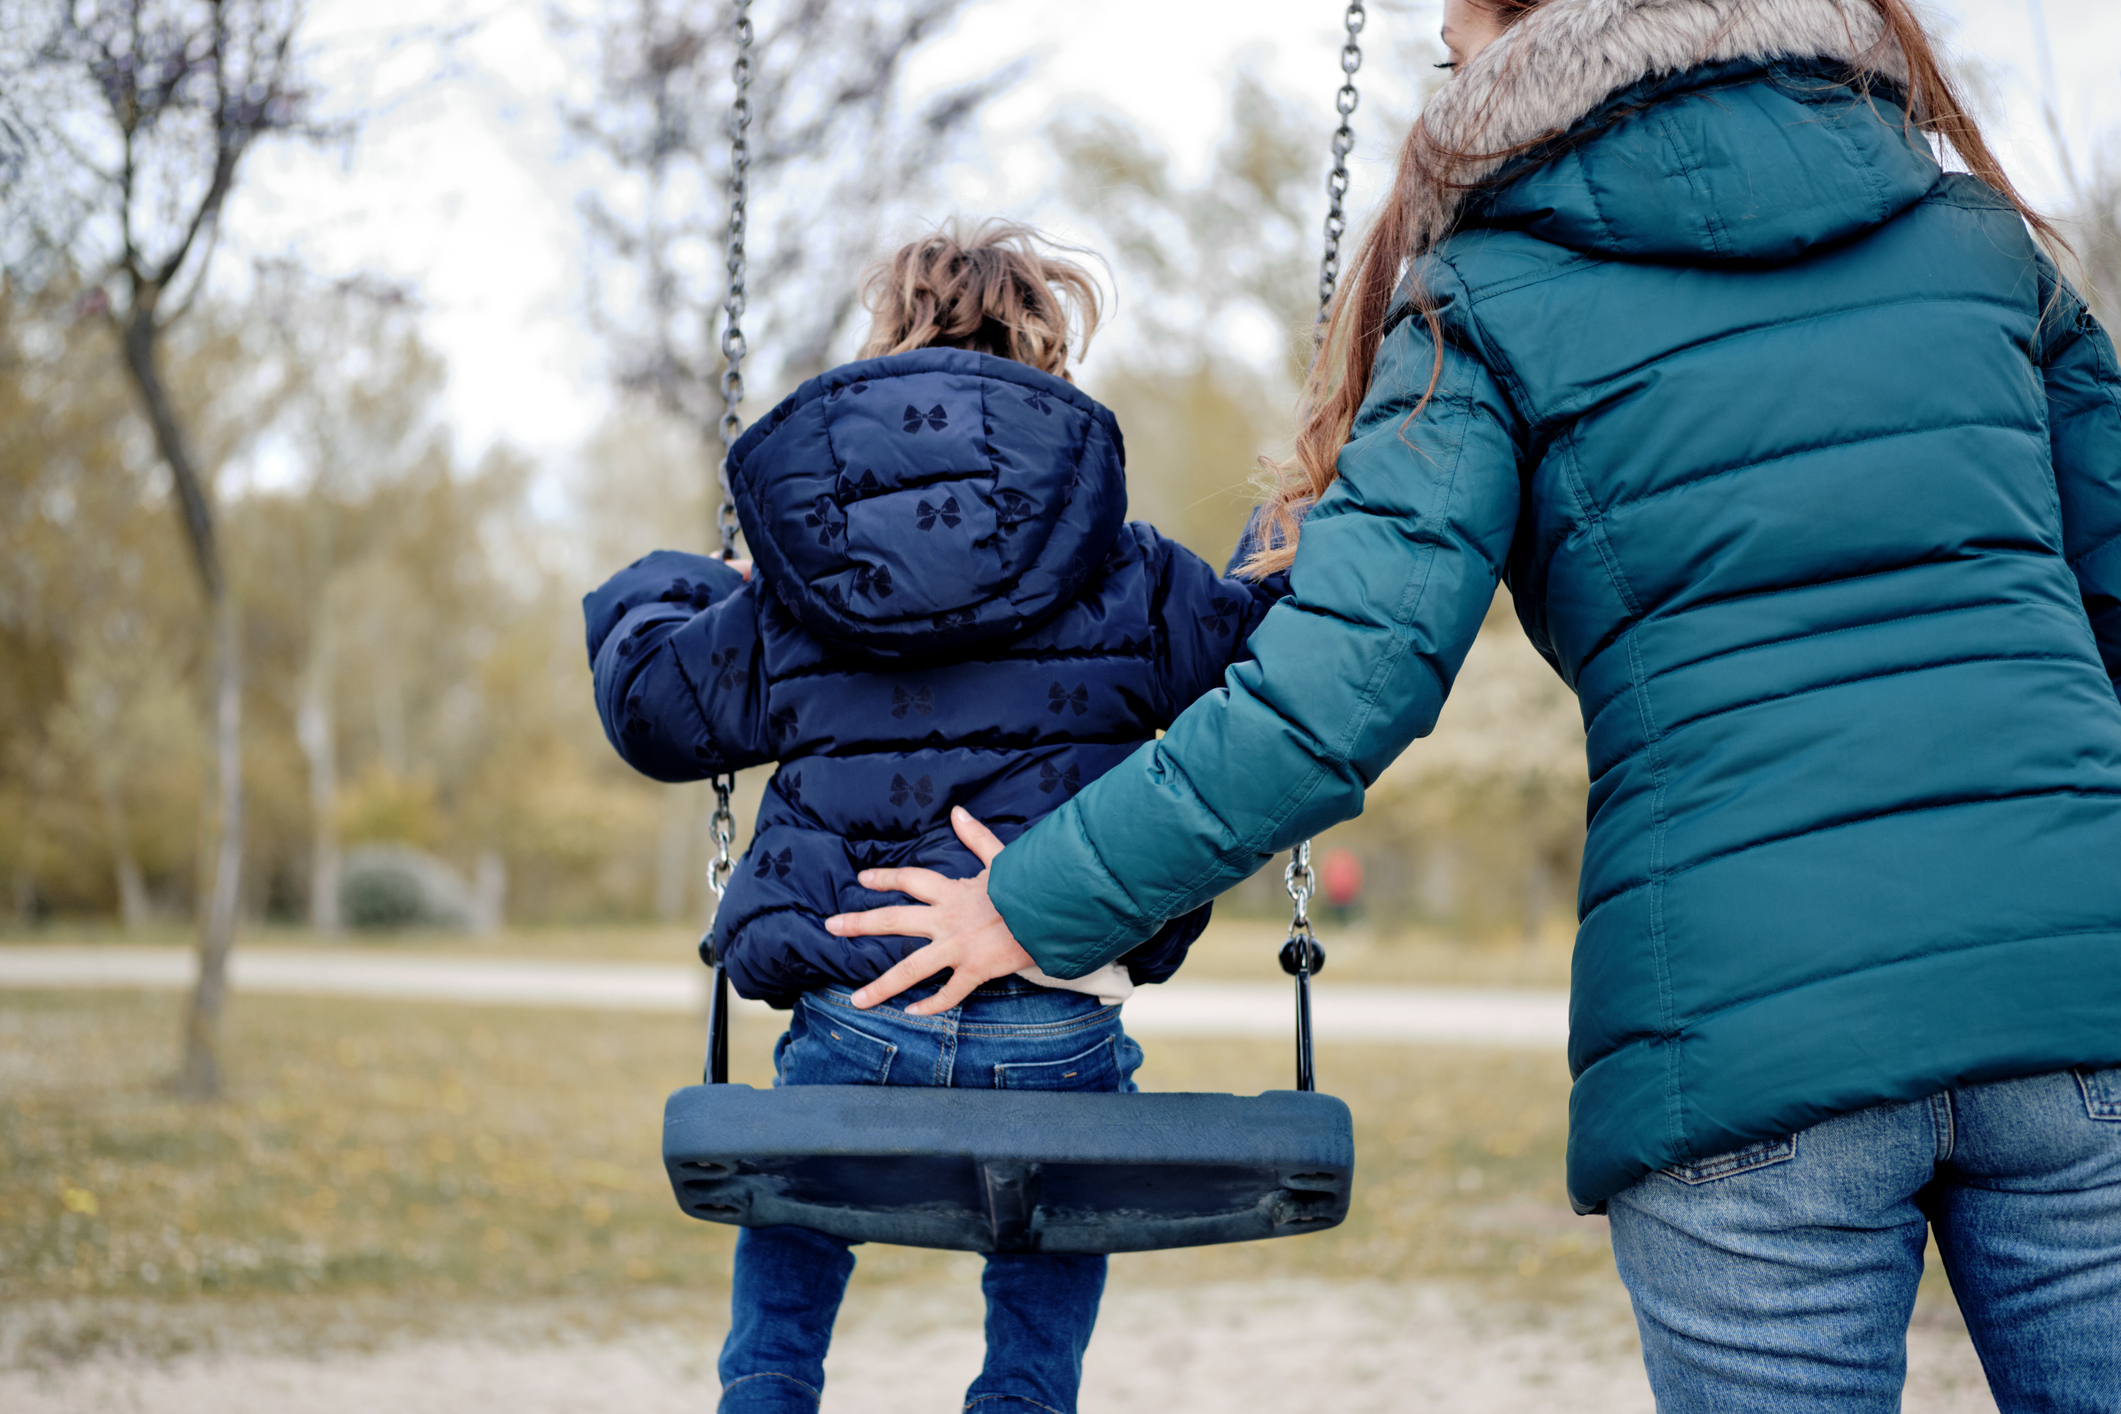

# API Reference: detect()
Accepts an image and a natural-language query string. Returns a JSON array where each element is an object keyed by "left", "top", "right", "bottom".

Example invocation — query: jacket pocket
[
  {"left": 779, "top": 1005, "right": 896, "bottom": 1087},
  {"left": 2077, "top": 1066, "right": 2121, "bottom": 1121},
  {"left": 994, "top": 1036, "right": 1123, "bottom": 1092},
  {"left": 1658, "top": 1135, "right": 1799, "bottom": 1185}
]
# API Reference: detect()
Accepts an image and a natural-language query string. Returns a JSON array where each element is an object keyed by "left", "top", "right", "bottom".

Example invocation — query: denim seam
[
  {"left": 798, "top": 1000, "right": 900, "bottom": 1080},
  {"left": 809, "top": 991, "right": 1122, "bottom": 1042},
  {"left": 1929, "top": 1091, "right": 1957, "bottom": 1163},
  {"left": 2077, "top": 1067, "right": 2121, "bottom": 1121},
  {"left": 722, "top": 1372, "right": 823, "bottom": 1409},
  {"left": 993, "top": 1036, "right": 1116, "bottom": 1091},
  {"left": 954, "top": 1010, "right": 1123, "bottom": 1040},
  {"left": 1656, "top": 1133, "right": 1798, "bottom": 1185},
  {"left": 935, "top": 1005, "right": 959, "bottom": 1086}
]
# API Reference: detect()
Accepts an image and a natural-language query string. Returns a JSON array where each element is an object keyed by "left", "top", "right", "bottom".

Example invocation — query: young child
[{"left": 583, "top": 220, "right": 1282, "bottom": 1414}]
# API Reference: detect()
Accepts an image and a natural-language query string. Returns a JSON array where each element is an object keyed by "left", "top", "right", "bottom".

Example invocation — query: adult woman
[{"left": 830, "top": 0, "right": 2121, "bottom": 1405}]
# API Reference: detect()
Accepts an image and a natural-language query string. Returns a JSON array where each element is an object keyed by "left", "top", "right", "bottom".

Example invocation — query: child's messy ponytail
[{"left": 858, "top": 220, "right": 1103, "bottom": 381}]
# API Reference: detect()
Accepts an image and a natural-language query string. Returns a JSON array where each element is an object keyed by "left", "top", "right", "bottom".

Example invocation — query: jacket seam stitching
[
  {"left": 1530, "top": 292, "right": 2028, "bottom": 434},
  {"left": 1648, "top": 547, "right": 2055, "bottom": 624},
  {"left": 1559, "top": 433, "right": 1644, "bottom": 619},
  {"left": 2072, "top": 525, "right": 2121, "bottom": 572},
  {"left": 1585, "top": 648, "right": 2099, "bottom": 783},
  {"left": 1581, "top": 925, "right": 2121, "bottom": 1055},
  {"left": 1623, "top": 622, "right": 1684, "bottom": 1162},
  {"left": 1440, "top": 254, "right": 1539, "bottom": 431},
  {"left": 1605, "top": 418, "right": 2044, "bottom": 516},
  {"left": 1637, "top": 599, "right": 2022, "bottom": 684},
  {"left": 1576, "top": 787, "right": 2121, "bottom": 919},
  {"left": 1657, "top": 109, "right": 1730, "bottom": 260},
  {"left": 1658, "top": 650, "right": 2092, "bottom": 736},
  {"left": 1457, "top": 249, "right": 1603, "bottom": 303}
]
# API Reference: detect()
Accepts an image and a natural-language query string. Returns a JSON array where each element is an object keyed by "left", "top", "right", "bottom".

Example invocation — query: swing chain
[
  {"left": 708, "top": 775, "right": 736, "bottom": 908},
  {"left": 1280, "top": 839, "right": 1325, "bottom": 977},
  {"left": 1317, "top": 0, "right": 1366, "bottom": 322},
  {"left": 716, "top": 0, "right": 753, "bottom": 561}
]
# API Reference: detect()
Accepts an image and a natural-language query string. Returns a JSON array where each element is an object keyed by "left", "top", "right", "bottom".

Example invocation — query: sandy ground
[{"left": 0, "top": 1278, "right": 1998, "bottom": 1413}]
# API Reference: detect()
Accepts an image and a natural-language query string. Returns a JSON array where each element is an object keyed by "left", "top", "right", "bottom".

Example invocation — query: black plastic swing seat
[{"left": 662, "top": 1083, "right": 1355, "bottom": 1254}]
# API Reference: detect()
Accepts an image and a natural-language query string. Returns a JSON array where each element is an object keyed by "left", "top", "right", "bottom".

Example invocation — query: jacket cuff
[{"left": 990, "top": 804, "right": 1150, "bottom": 980}]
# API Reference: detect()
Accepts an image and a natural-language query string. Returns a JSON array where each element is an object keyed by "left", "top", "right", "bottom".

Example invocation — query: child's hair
[{"left": 857, "top": 220, "right": 1103, "bottom": 380}]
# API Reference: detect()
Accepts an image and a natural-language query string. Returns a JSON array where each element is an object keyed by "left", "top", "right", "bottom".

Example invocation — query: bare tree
[
  {"left": 252, "top": 267, "right": 429, "bottom": 938},
  {"left": 559, "top": 0, "right": 1009, "bottom": 539},
  {"left": 4, "top": 0, "right": 322, "bottom": 1097}
]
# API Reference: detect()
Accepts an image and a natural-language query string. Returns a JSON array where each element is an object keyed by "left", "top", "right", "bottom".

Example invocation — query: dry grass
[{"left": 0, "top": 981, "right": 1596, "bottom": 1314}]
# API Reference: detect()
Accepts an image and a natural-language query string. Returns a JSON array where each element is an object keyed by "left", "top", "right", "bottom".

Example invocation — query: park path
[
  {"left": 0, "top": 1277, "right": 2000, "bottom": 1414},
  {"left": 0, "top": 944, "right": 1568, "bottom": 1047}
]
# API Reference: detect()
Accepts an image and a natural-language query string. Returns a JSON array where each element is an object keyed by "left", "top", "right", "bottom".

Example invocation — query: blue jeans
[
  {"left": 1607, "top": 1066, "right": 2121, "bottom": 1412},
  {"left": 717, "top": 978, "right": 1143, "bottom": 1414}
]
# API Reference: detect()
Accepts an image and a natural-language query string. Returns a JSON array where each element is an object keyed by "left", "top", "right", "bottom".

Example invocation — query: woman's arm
[
  {"left": 585, "top": 549, "right": 773, "bottom": 781},
  {"left": 2040, "top": 270, "right": 2121, "bottom": 703},
  {"left": 990, "top": 286, "right": 1527, "bottom": 978},
  {"left": 833, "top": 267, "right": 1528, "bottom": 1000}
]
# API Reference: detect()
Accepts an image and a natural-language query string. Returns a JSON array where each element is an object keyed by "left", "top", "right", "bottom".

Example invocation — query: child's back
[
  {"left": 586, "top": 253, "right": 1275, "bottom": 1010},
  {"left": 582, "top": 221, "right": 1276, "bottom": 1413}
]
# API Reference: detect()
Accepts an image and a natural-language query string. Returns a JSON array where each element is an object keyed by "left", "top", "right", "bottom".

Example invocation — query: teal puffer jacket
[{"left": 990, "top": 59, "right": 2121, "bottom": 1211}]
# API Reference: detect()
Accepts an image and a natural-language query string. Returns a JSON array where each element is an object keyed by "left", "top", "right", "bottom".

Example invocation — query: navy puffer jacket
[{"left": 585, "top": 348, "right": 1278, "bottom": 1006}]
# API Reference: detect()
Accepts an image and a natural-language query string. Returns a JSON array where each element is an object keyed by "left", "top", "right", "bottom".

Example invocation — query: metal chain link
[
  {"left": 1284, "top": 839, "right": 1315, "bottom": 939},
  {"left": 715, "top": 0, "right": 753, "bottom": 561},
  {"left": 1284, "top": 3, "right": 1365, "bottom": 995},
  {"left": 708, "top": 777, "right": 736, "bottom": 907},
  {"left": 703, "top": 3, "right": 752, "bottom": 937},
  {"left": 1316, "top": 1, "right": 1366, "bottom": 322}
]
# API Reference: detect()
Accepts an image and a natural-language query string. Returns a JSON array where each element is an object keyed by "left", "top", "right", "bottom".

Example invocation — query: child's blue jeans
[
  {"left": 717, "top": 977, "right": 1142, "bottom": 1414},
  {"left": 1607, "top": 1066, "right": 2121, "bottom": 1412}
]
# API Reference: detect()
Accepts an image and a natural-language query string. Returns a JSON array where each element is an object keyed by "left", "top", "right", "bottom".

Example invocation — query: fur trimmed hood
[{"left": 1419, "top": 0, "right": 1909, "bottom": 232}]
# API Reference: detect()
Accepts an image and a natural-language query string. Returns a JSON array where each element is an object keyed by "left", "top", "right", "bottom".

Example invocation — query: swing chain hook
[
  {"left": 1317, "top": 1, "right": 1366, "bottom": 324},
  {"left": 1280, "top": 840, "right": 1325, "bottom": 977},
  {"left": 716, "top": 0, "right": 753, "bottom": 562}
]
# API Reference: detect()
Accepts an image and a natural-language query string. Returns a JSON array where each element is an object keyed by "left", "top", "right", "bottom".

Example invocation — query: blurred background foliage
[
  {"left": 4, "top": 0, "right": 2115, "bottom": 960},
  {"left": 0, "top": 61, "right": 1592, "bottom": 956}
]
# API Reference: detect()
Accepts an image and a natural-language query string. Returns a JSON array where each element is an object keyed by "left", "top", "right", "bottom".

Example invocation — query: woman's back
[
  {"left": 1420, "top": 58, "right": 2121, "bottom": 1204},
  {"left": 980, "top": 40, "right": 2121, "bottom": 1217}
]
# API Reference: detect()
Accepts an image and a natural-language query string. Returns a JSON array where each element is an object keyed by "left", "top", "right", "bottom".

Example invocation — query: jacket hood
[
  {"left": 1411, "top": 0, "right": 1926, "bottom": 258},
  {"left": 1469, "top": 60, "right": 1942, "bottom": 264},
  {"left": 727, "top": 348, "right": 1128, "bottom": 661}
]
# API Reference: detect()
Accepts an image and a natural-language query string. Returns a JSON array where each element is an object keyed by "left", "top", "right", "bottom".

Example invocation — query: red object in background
[{"left": 1320, "top": 848, "right": 1364, "bottom": 910}]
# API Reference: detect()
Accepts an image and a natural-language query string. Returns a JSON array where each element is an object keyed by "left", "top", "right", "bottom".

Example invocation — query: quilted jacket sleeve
[
  {"left": 584, "top": 550, "right": 773, "bottom": 782},
  {"left": 990, "top": 265, "right": 1527, "bottom": 978},
  {"left": 2039, "top": 273, "right": 2121, "bottom": 703},
  {"left": 1145, "top": 530, "right": 1286, "bottom": 725}
]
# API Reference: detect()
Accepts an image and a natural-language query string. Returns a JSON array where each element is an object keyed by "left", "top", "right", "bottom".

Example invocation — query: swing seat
[{"left": 662, "top": 1083, "right": 1353, "bottom": 1254}]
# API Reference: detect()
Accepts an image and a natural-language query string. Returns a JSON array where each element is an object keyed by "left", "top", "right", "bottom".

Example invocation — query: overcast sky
[{"left": 225, "top": 0, "right": 2121, "bottom": 479}]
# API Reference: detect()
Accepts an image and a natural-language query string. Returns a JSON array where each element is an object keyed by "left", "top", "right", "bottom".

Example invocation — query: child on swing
[{"left": 583, "top": 220, "right": 1281, "bottom": 1414}]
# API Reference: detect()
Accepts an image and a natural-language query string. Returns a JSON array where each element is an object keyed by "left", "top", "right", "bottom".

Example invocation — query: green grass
[{"left": 0, "top": 984, "right": 1597, "bottom": 1310}]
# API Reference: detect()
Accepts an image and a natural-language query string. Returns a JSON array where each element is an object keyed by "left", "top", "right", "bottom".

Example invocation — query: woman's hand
[{"left": 827, "top": 806, "right": 1033, "bottom": 1016}]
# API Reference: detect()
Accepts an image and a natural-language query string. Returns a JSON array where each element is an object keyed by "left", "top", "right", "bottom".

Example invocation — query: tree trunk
[
  {"left": 655, "top": 786, "right": 694, "bottom": 921},
  {"left": 120, "top": 307, "right": 243, "bottom": 1101},
  {"left": 93, "top": 769, "right": 153, "bottom": 931},
  {"left": 297, "top": 605, "right": 341, "bottom": 934},
  {"left": 12, "top": 857, "right": 33, "bottom": 924}
]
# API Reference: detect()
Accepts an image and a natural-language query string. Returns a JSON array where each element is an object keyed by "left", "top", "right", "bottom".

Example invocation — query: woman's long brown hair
[{"left": 1242, "top": 0, "right": 2062, "bottom": 577}]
